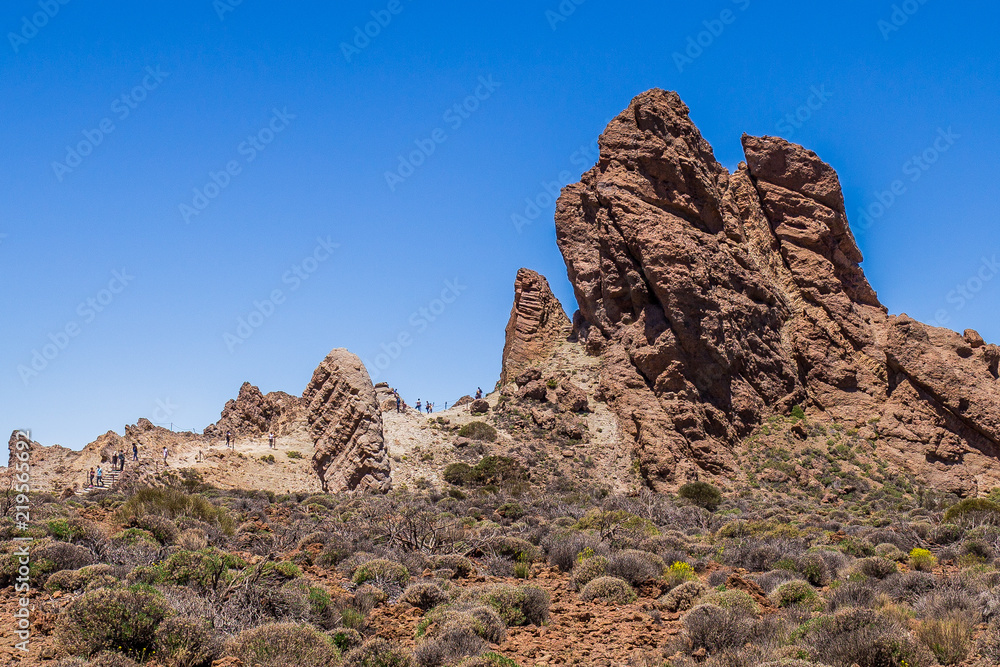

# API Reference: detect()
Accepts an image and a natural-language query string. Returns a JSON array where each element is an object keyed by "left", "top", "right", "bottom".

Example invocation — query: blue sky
[{"left": 3, "top": 0, "right": 998, "bottom": 464}]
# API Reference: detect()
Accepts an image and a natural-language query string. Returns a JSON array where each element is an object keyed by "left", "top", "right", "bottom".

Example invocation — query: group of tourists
[{"left": 395, "top": 386, "right": 483, "bottom": 415}]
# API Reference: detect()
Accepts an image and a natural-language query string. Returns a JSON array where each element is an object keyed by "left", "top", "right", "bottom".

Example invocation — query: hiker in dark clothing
[
  {"left": 226, "top": 431, "right": 232, "bottom": 449},
  {"left": 427, "top": 402, "right": 433, "bottom": 414},
  {"left": 89, "top": 468, "right": 95, "bottom": 487},
  {"left": 133, "top": 443, "right": 138, "bottom": 461},
  {"left": 394, "top": 390, "right": 401, "bottom": 412},
  {"left": 476, "top": 387, "right": 483, "bottom": 399},
  {"left": 111, "top": 452, "right": 118, "bottom": 471}
]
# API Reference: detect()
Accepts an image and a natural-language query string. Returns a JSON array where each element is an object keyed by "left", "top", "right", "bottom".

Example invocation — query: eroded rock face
[
  {"left": 303, "top": 349, "right": 391, "bottom": 493},
  {"left": 554, "top": 88, "right": 1000, "bottom": 493},
  {"left": 204, "top": 383, "right": 305, "bottom": 438},
  {"left": 500, "top": 268, "right": 571, "bottom": 386}
]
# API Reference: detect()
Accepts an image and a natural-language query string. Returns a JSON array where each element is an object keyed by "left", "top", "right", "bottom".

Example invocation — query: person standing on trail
[
  {"left": 427, "top": 402, "right": 433, "bottom": 414},
  {"left": 96, "top": 466, "right": 104, "bottom": 487},
  {"left": 132, "top": 442, "right": 138, "bottom": 461},
  {"left": 415, "top": 399, "right": 422, "bottom": 413},
  {"left": 476, "top": 387, "right": 483, "bottom": 399},
  {"left": 226, "top": 430, "right": 232, "bottom": 449},
  {"left": 163, "top": 446, "right": 169, "bottom": 465},
  {"left": 394, "top": 390, "right": 401, "bottom": 413},
  {"left": 268, "top": 432, "right": 275, "bottom": 449},
  {"left": 119, "top": 450, "right": 125, "bottom": 470},
  {"left": 88, "top": 468, "right": 95, "bottom": 487}
]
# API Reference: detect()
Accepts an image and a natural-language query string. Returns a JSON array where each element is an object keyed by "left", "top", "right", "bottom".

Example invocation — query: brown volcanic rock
[
  {"left": 500, "top": 268, "right": 571, "bottom": 386},
  {"left": 302, "top": 349, "right": 391, "bottom": 493},
  {"left": 205, "top": 383, "right": 304, "bottom": 438},
  {"left": 554, "top": 88, "right": 1000, "bottom": 493}
]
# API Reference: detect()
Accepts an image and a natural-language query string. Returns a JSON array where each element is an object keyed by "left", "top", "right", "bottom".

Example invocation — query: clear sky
[{"left": 3, "top": 0, "right": 998, "bottom": 465}]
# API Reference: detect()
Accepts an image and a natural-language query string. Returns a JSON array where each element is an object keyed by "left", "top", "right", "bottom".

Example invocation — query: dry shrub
[
  {"left": 659, "top": 580, "right": 706, "bottom": 612},
  {"left": 224, "top": 623, "right": 340, "bottom": 667},
  {"left": 400, "top": 582, "right": 449, "bottom": 611},
  {"left": 606, "top": 549, "right": 666, "bottom": 585},
  {"left": 580, "top": 576, "right": 637, "bottom": 604},
  {"left": 343, "top": 637, "right": 413, "bottom": 667},
  {"left": 804, "top": 608, "right": 934, "bottom": 667},
  {"left": 916, "top": 613, "right": 972, "bottom": 665},
  {"left": 153, "top": 615, "right": 223, "bottom": 667}
]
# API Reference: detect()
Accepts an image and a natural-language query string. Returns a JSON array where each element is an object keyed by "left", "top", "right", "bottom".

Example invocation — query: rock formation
[
  {"left": 303, "top": 349, "right": 391, "bottom": 493},
  {"left": 204, "top": 383, "right": 305, "bottom": 438},
  {"left": 500, "top": 268, "right": 572, "bottom": 386},
  {"left": 554, "top": 88, "right": 1000, "bottom": 494}
]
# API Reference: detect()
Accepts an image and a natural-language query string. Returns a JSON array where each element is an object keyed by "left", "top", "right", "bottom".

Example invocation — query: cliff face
[{"left": 554, "top": 88, "right": 1000, "bottom": 494}]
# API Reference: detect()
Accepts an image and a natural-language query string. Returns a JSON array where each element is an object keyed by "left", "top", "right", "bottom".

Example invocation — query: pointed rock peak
[
  {"left": 500, "top": 269, "right": 571, "bottom": 386},
  {"left": 303, "top": 349, "right": 390, "bottom": 493}
]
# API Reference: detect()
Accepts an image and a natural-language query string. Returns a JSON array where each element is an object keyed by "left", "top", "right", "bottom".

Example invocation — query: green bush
[
  {"left": 444, "top": 463, "right": 474, "bottom": 486},
  {"left": 134, "top": 515, "right": 179, "bottom": 545},
  {"left": 770, "top": 580, "right": 818, "bottom": 608},
  {"left": 56, "top": 587, "right": 174, "bottom": 659},
  {"left": 457, "top": 421, "right": 497, "bottom": 442},
  {"left": 909, "top": 548, "right": 938, "bottom": 572},
  {"left": 571, "top": 555, "right": 608, "bottom": 590},
  {"left": 678, "top": 481, "right": 722, "bottom": 511},
  {"left": 152, "top": 549, "right": 246, "bottom": 590},
  {"left": 791, "top": 405, "right": 806, "bottom": 420},
  {"left": 702, "top": 589, "right": 761, "bottom": 616},
  {"left": 153, "top": 616, "right": 222, "bottom": 667},
  {"left": 475, "top": 584, "right": 550, "bottom": 626},
  {"left": 943, "top": 498, "right": 1000, "bottom": 526},
  {"left": 580, "top": 576, "right": 637, "bottom": 604},
  {"left": 225, "top": 623, "right": 341, "bottom": 667},
  {"left": 115, "top": 488, "right": 234, "bottom": 534},
  {"left": 664, "top": 561, "right": 697, "bottom": 589},
  {"left": 286, "top": 451, "right": 303, "bottom": 459},
  {"left": 352, "top": 558, "right": 409, "bottom": 586}
]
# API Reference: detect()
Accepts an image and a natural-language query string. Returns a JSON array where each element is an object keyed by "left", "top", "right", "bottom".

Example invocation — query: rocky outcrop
[
  {"left": 500, "top": 268, "right": 572, "bottom": 386},
  {"left": 554, "top": 88, "right": 1000, "bottom": 494},
  {"left": 204, "top": 383, "right": 305, "bottom": 438},
  {"left": 303, "top": 349, "right": 391, "bottom": 493}
]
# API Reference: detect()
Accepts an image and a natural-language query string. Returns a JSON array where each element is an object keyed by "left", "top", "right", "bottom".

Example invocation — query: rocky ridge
[{"left": 554, "top": 88, "right": 1000, "bottom": 494}]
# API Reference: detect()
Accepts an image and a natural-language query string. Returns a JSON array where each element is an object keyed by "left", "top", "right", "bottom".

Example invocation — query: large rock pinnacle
[
  {"left": 500, "top": 268, "right": 572, "bottom": 386},
  {"left": 302, "top": 349, "right": 391, "bottom": 493}
]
